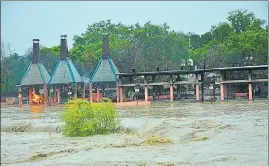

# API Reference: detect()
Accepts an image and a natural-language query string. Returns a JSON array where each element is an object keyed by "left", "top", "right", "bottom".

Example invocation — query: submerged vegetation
[{"left": 63, "top": 99, "right": 120, "bottom": 137}]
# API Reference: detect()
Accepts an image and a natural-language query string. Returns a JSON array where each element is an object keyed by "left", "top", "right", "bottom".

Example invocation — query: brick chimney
[
  {"left": 102, "top": 33, "right": 109, "bottom": 59},
  {"left": 32, "top": 39, "right": 40, "bottom": 64},
  {"left": 60, "top": 35, "right": 68, "bottom": 60}
]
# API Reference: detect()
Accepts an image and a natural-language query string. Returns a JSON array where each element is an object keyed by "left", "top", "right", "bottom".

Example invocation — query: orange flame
[{"left": 31, "top": 92, "right": 44, "bottom": 104}]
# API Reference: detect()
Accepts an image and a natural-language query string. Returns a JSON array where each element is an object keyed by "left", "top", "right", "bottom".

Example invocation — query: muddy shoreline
[{"left": 1, "top": 101, "right": 268, "bottom": 166}]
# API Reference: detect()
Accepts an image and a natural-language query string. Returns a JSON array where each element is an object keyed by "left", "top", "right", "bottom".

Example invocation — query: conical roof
[
  {"left": 91, "top": 34, "right": 119, "bottom": 83},
  {"left": 49, "top": 35, "right": 83, "bottom": 85},
  {"left": 20, "top": 39, "right": 51, "bottom": 86},
  {"left": 48, "top": 57, "right": 83, "bottom": 84}
]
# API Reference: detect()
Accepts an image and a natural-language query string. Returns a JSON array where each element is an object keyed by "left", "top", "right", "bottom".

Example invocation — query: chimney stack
[
  {"left": 32, "top": 39, "right": 40, "bottom": 64},
  {"left": 60, "top": 35, "right": 68, "bottom": 60},
  {"left": 102, "top": 33, "right": 109, "bottom": 59}
]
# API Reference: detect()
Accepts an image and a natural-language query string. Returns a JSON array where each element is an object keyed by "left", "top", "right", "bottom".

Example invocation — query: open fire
[{"left": 30, "top": 89, "right": 44, "bottom": 104}]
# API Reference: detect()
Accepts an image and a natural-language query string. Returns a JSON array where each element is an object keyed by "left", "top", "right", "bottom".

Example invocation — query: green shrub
[
  {"left": 102, "top": 97, "right": 112, "bottom": 103},
  {"left": 63, "top": 99, "right": 120, "bottom": 137}
]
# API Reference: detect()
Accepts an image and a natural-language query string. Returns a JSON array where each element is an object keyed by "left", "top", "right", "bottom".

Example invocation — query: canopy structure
[
  {"left": 49, "top": 35, "right": 83, "bottom": 85},
  {"left": 91, "top": 34, "right": 119, "bottom": 83},
  {"left": 20, "top": 39, "right": 50, "bottom": 86}
]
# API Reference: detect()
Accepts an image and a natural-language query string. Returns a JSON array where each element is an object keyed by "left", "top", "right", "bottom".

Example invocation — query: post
[
  {"left": 119, "top": 87, "right": 124, "bottom": 102},
  {"left": 74, "top": 83, "right": 77, "bottom": 99},
  {"left": 57, "top": 87, "right": 60, "bottom": 104},
  {"left": 89, "top": 83, "right": 93, "bottom": 103},
  {"left": 96, "top": 85, "right": 100, "bottom": 102},
  {"left": 82, "top": 83, "right": 86, "bottom": 99},
  {"left": 18, "top": 87, "right": 22, "bottom": 108},
  {"left": 220, "top": 71, "right": 225, "bottom": 102},
  {"left": 53, "top": 87, "right": 57, "bottom": 103},
  {"left": 43, "top": 84, "right": 48, "bottom": 106},
  {"left": 248, "top": 70, "right": 253, "bottom": 102},
  {"left": 144, "top": 75, "right": 148, "bottom": 102},
  {"left": 29, "top": 88, "right": 32, "bottom": 105},
  {"left": 195, "top": 73, "right": 200, "bottom": 103},
  {"left": 169, "top": 75, "right": 174, "bottom": 103}
]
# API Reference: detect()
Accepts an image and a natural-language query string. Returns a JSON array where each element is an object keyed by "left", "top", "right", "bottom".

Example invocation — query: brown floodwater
[{"left": 1, "top": 100, "right": 268, "bottom": 166}]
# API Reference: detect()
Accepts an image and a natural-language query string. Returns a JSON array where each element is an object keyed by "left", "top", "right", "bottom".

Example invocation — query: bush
[{"left": 63, "top": 99, "right": 120, "bottom": 137}]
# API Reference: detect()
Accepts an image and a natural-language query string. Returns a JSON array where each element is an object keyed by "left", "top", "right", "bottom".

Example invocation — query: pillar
[
  {"left": 96, "top": 86, "right": 100, "bottom": 102},
  {"left": 248, "top": 70, "right": 253, "bottom": 102},
  {"left": 116, "top": 86, "right": 120, "bottom": 103},
  {"left": 144, "top": 76, "right": 148, "bottom": 101},
  {"left": 169, "top": 75, "right": 174, "bottom": 103},
  {"left": 220, "top": 71, "right": 225, "bottom": 102},
  {"left": 195, "top": 73, "right": 200, "bottom": 103},
  {"left": 82, "top": 83, "right": 86, "bottom": 99},
  {"left": 53, "top": 87, "right": 57, "bottom": 103},
  {"left": 18, "top": 87, "right": 22, "bottom": 108},
  {"left": 57, "top": 88, "right": 60, "bottom": 104},
  {"left": 29, "top": 88, "right": 32, "bottom": 104},
  {"left": 74, "top": 83, "right": 77, "bottom": 99},
  {"left": 119, "top": 87, "right": 124, "bottom": 102},
  {"left": 43, "top": 84, "right": 48, "bottom": 106},
  {"left": 89, "top": 83, "right": 93, "bottom": 103}
]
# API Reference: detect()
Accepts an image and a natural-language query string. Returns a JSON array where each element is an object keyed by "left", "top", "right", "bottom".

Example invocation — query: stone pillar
[
  {"left": 74, "top": 83, "right": 77, "bottom": 99},
  {"left": 144, "top": 76, "right": 148, "bottom": 101},
  {"left": 82, "top": 83, "right": 86, "bottom": 99},
  {"left": 169, "top": 75, "right": 174, "bottom": 103},
  {"left": 89, "top": 83, "right": 93, "bottom": 103},
  {"left": 43, "top": 84, "right": 48, "bottom": 106},
  {"left": 248, "top": 70, "right": 253, "bottom": 102},
  {"left": 195, "top": 73, "right": 200, "bottom": 103}
]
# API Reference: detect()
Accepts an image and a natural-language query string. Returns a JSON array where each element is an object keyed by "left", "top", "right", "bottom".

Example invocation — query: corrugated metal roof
[
  {"left": 91, "top": 57, "right": 119, "bottom": 83},
  {"left": 49, "top": 58, "right": 83, "bottom": 85},
  {"left": 20, "top": 63, "right": 51, "bottom": 86}
]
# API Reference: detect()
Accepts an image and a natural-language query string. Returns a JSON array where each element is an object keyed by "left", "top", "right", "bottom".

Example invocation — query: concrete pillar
[
  {"left": 82, "top": 83, "right": 86, "bottom": 99},
  {"left": 195, "top": 73, "right": 200, "bottom": 103},
  {"left": 144, "top": 76, "right": 148, "bottom": 101},
  {"left": 96, "top": 86, "right": 100, "bottom": 102},
  {"left": 119, "top": 87, "right": 124, "bottom": 102},
  {"left": 74, "top": 83, "right": 77, "bottom": 99},
  {"left": 53, "top": 87, "right": 57, "bottom": 103},
  {"left": 116, "top": 86, "right": 120, "bottom": 103},
  {"left": 57, "top": 88, "right": 60, "bottom": 104},
  {"left": 89, "top": 83, "right": 93, "bottom": 103},
  {"left": 43, "top": 84, "right": 48, "bottom": 106},
  {"left": 220, "top": 71, "right": 225, "bottom": 102},
  {"left": 29, "top": 88, "right": 33, "bottom": 105},
  {"left": 169, "top": 75, "right": 174, "bottom": 103},
  {"left": 248, "top": 70, "right": 253, "bottom": 102},
  {"left": 18, "top": 87, "right": 22, "bottom": 108}
]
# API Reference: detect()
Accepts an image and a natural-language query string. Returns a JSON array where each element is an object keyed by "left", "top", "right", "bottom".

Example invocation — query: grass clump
[
  {"left": 143, "top": 136, "right": 173, "bottom": 145},
  {"left": 63, "top": 99, "right": 120, "bottom": 137},
  {"left": 194, "top": 136, "right": 209, "bottom": 141}
]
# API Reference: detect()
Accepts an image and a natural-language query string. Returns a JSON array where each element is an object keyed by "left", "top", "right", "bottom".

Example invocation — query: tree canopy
[{"left": 1, "top": 9, "right": 267, "bottom": 93}]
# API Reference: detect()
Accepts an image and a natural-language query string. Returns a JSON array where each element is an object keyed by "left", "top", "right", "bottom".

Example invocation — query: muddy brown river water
[{"left": 1, "top": 100, "right": 268, "bottom": 166}]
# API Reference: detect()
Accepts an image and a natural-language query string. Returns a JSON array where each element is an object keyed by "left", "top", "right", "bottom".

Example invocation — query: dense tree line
[{"left": 1, "top": 9, "right": 267, "bottom": 93}]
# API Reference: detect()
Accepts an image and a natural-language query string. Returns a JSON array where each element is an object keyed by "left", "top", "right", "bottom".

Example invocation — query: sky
[{"left": 2, "top": 1, "right": 268, "bottom": 55}]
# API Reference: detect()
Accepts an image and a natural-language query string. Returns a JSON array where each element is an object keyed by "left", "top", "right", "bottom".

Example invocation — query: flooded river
[{"left": 1, "top": 100, "right": 268, "bottom": 166}]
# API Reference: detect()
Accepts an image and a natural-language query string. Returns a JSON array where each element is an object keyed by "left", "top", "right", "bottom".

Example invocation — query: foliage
[{"left": 63, "top": 99, "right": 119, "bottom": 137}]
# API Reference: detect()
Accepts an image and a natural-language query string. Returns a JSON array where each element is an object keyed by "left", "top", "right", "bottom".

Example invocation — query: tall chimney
[
  {"left": 102, "top": 33, "right": 109, "bottom": 59},
  {"left": 60, "top": 35, "right": 68, "bottom": 60},
  {"left": 32, "top": 39, "right": 40, "bottom": 64}
]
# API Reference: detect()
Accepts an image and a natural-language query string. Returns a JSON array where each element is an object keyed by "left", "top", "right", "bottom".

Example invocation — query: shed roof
[
  {"left": 20, "top": 63, "right": 51, "bottom": 86},
  {"left": 91, "top": 57, "right": 119, "bottom": 83},
  {"left": 48, "top": 57, "right": 83, "bottom": 85}
]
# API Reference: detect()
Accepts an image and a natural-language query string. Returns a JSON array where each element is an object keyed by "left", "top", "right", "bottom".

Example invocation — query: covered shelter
[
  {"left": 48, "top": 35, "right": 84, "bottom": 103},
  {"left": 89, "top": 33, "right": 119, "bottom": 102},
  {"left": 18, "top": 39, "right": 51, "bottom": 106}
]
